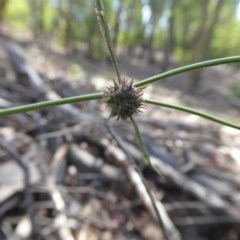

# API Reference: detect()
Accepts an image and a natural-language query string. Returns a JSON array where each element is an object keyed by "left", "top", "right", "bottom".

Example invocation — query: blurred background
[
  {"left": 1, "top": 1, "right": 240, "bottom": 240},
  {"left": 1, "top": 0, "right": 240, "bottom": 92},
  {"left": 1, "top": 0, "right": 240, "bottom": 59}
]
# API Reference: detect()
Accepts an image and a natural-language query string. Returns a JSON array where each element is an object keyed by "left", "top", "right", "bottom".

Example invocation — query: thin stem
[
  {"left": 130, "top": 116, "right": 157, "bottom": 171},
  {"left": 135, "top": 56, "right": 240, "bottom": 88},
  {"left": 0, "top": 92, "right": 104, "bottom": 116},
  {"left": 95, "top": 0, "right": 121, "bottom": 84},
  {"left": 144, "top": 98, "right": 240, "bottom": 130}
]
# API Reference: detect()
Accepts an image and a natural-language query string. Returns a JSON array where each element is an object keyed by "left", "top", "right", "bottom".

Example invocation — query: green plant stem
[
  {"left": 135, "top": 56, "right": 240, "bottom": 88},
  {"left": 0, "top": 92, "right": 104, "bottom": 116},
  {"left": 144, "top": 98, "right": 240, "bottom": 130},
  {"left": 130, "top": 116, "right": 157, "bottom": 170},
  {"left": 95, "top": 0, "right": 121, "bottom": 84}
]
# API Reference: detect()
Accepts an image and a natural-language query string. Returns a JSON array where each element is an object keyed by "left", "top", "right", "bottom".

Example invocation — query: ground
[{"left": 0, "top": 25, "right": 240, "bottom": 240}]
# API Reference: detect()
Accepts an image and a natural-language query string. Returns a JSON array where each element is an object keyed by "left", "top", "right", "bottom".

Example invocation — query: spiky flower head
[{"left": 105, "top": 78, "right": 144, "bottom": 121}]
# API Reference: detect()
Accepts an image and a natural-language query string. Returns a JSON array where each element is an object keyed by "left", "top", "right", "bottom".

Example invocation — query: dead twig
[
  {"left": 0, "top": 141, "right": 39, "bottom": 238},
  {"left": 47, "top": 144, "right": 75, "bottom": 240},
  {"left": 106, "top": 122, "right": 182, "bottom": 240}
]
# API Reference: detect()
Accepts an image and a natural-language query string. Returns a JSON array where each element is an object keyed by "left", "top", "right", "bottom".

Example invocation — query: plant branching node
[{"left": 105, "top": 78, "right": 145, "bottom": 121}]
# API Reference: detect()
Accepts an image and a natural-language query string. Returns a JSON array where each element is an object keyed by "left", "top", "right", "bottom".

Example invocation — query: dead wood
[
  {"left": 0, "top": 141, "right": 39, "bottom": 237},
  {"left": 0, "top": 37, "right": 240, "bottom": 240}
]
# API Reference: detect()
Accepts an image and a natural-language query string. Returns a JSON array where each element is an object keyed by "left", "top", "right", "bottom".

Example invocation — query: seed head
[{"left": 105, "top": 78, "right": 144, "bottom": 121}]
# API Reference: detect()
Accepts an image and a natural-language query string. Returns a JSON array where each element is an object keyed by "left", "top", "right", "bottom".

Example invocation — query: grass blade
[
  {"left": 144, "top": 98, "right": 240, "bottom": 130},
  {"left": 135, "top": 56, "right": 240, "bottom": 88},
  {"left": 130, "top": 116, "right": 158, "bottom": 171},
  {"left": 0, "top": 92, "right": 104, "bottom": 116}
]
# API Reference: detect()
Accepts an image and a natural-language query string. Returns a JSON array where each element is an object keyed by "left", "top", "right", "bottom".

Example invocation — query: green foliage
[
  {"left": 118, "top": 1, "right": 145, "bottom": 47},
  {"left": 4, "top": 0, "right": 30, "bottom": 30},
  {"left": 211, "top": 18, "right": 240, "bottom": 58},
  {"left": 2, "top": 0, "right": 240, "bottom": 64},
  {"left": 40, "top": 1, "right": 57, "bottom": 33}
]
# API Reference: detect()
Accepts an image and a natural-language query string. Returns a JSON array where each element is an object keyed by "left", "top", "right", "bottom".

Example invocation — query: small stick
[
  {"left": 106, "top": 123, "right": 181, "bottom": 240},
  {"left": 0, "top": 141, "right": 39, "bottom": 238}
]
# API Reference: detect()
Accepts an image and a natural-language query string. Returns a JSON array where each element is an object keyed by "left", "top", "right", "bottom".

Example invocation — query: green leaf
[
  {"left": 0, "top": 93, "right": 104, "bottom": 116},
  {"left": 135, "top": 56, "right": 240, "bottom": 88},
  {"left": 144, "top": 98, "right": 240, "bottom": 130}
]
